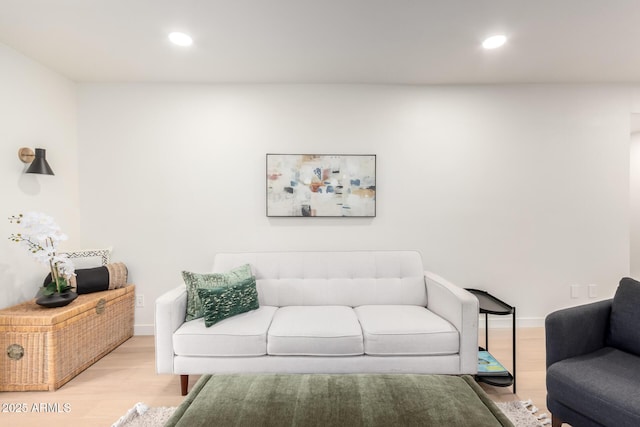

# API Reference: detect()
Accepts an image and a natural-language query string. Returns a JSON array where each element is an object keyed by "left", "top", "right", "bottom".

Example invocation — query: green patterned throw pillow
[
  {"left": 182, "top": 264, "right": 253, "bottom": 321},
  {"left": 197, "top": 277, "right": 259, "bottom": 327}
]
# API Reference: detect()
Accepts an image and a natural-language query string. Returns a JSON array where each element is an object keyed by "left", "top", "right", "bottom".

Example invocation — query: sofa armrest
[
  {"left": 545, "top": 299, "right": 612, "bottom": 368},
  {"left": 424, "top": 271, "right": 479, "bottom": 374},
  {"left": 155, "top": 284, "right": 187, "bottom": 374}
]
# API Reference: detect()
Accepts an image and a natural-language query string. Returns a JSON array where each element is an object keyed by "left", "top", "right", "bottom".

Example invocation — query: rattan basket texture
[{"left": 0, "top": 285, "right": 134, "bottom": 391}]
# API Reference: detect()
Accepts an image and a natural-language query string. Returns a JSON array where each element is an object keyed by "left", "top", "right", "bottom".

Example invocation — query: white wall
[
  {"left": 630, "top": 130, "right": 640, "bottom": 277},
  {"left": 78, "top": 84, "right": 632, "bottom": 334},
  {"left": 0, "top": 43, "right": 81, "bottom": 309},
  {"left": 625, "top": 96, "right": 640, "bottom": 279}
]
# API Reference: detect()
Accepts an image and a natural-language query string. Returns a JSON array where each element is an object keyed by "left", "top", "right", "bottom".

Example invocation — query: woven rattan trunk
[{"left": 0, "top": 285, "right": 134, "bottom": 391}]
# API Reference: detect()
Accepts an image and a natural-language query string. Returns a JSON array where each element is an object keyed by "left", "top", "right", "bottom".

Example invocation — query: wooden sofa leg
[
  {"left": 551, "top": 414, "right": 563, "bottom": 427},
  {"left": 180, "top": 375, "right": 189, "bottom": 396}
]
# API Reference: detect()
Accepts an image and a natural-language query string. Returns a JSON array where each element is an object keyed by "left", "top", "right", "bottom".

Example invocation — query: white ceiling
[{"left": 1, "top": 0, "right": 640, "bottom": 84}]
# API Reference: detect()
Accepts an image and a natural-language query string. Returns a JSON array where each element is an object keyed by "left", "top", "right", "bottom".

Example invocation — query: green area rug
[{"left": 165, "top": 374, "right": 514, "bottom": 427}]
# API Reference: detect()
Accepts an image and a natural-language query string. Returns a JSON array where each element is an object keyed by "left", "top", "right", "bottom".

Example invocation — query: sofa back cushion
[
  {"left": 607, "top": 277, "right": 640, "bottom": 356},
  {"left": 212, "top": 251, "right": 427, "bottom": 307}
]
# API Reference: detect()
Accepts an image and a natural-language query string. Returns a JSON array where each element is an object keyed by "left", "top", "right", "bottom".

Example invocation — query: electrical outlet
[
  {"left": 136, "top": 295, "right": 144, "bottom": 308},
  {"left": 588, "top": 284, "right": 598, "bottom": 298},
  {"left": 570, "top": 284, "right": 580, "bottom": 299}
]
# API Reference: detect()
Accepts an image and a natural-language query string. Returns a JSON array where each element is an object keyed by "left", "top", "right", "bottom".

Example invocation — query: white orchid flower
[{"left": 8, "top": 212, "right": 76, "bottom": 293}]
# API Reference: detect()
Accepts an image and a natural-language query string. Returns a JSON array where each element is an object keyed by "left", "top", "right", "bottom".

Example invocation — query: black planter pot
[{"left": 35, "top": 291, "right": 78, "bottom": 308}]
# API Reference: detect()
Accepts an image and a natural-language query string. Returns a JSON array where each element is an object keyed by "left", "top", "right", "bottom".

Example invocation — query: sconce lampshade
[{"left": 25, "top": 148, "right": 55, "bottom": 175}]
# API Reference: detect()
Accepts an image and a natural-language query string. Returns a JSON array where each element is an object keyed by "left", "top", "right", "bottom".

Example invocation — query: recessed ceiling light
[
  {"left": 168, "top": 32, "right": 193, "bottom": 47},
  {"left": 482, "top": 35, "right": 507, "bottom": 50}
]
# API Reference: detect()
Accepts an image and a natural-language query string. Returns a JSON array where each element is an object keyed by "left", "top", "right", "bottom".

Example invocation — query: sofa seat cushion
[
  {"left": 267, "top": 306, "right": 363, "bottom": 356},
  {"left": 546, "top": 347, "right": 640, "bottom": 427},
  {"left": 174, "top": 306, "right": 278, "bottom": 357},
  {"left": 354, "top": 305, "right": 459, "bottom": 356}
]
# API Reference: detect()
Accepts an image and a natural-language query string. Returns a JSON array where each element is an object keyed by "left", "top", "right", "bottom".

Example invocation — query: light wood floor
[
  {"left": 1, "top": 327, "right": 548, "bottom": 427},
  {"left": 477, "top": 327, "right": 549, "bottom": 416}
]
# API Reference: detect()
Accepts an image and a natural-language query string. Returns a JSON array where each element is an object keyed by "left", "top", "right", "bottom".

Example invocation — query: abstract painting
[{"left": 266, "top": 154, "right": 376, "bottom": 217}]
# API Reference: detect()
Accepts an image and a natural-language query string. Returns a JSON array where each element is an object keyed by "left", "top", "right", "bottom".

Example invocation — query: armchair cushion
[
  {"left": 546, "top": 347, "right": 640, "bottom": 427},
  {"left": 607, "top": 277, "right": 640, "bottom": 356}
]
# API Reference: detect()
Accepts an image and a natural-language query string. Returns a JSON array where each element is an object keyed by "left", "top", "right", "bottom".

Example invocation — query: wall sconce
[{"left": 18, "top": 147, "right": 55, "bottom": 175}]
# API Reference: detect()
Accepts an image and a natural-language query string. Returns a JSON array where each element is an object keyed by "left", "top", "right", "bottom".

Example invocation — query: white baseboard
[
  {"left": 134, "top": 324, "right": 154, "bottom": 335},
  {"left": 478, "top": 316, "right": 544, "bottom": 329}
]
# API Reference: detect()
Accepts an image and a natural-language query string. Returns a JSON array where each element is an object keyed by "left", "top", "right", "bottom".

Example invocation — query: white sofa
[{"left": 155, "top": 251, "right": 479, "bottom": 395}]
